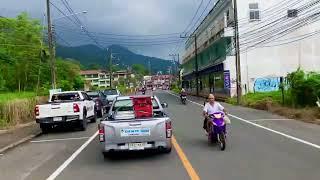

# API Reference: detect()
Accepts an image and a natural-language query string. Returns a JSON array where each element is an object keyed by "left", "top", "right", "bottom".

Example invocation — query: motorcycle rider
[
  {"left": 141, "top": 86, "right": 146, "bottom": 94},
  {"left": 180, "top": 88, "right": 187, "bottom": 101},
  {"left": 202, "top": 94, "right": 227, "bottom": 135}
]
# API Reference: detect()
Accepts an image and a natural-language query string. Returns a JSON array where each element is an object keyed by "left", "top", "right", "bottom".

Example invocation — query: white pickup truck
[{"left": 35, "top": 91, "right": 96, "bottom": 133}]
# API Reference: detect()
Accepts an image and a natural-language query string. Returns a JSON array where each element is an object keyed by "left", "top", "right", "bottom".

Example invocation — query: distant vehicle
[
  {"left": 99, "top": 95, "right": 171, "bottom": 157},
  {"left": 181, "top": 92, "right": 187, "bottom": 105},
  {"left": 103, "top": 89, "right": 121, "bottom": 110},
  {"left": 35, "top": 91, "right": 96, "bottom": 133},
  {"left": 87, "top": 91, "right": 108, "bottom": 118},
  {"left": 141, "top": 87, "right": 146, "bottom": 95}
]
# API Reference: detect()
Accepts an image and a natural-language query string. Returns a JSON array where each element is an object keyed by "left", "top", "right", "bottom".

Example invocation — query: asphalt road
[{"left": 0, "top": 90, "right": 320, "bottom": 180}]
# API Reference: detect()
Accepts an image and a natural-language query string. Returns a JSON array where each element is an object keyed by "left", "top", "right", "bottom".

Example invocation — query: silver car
[{"left": 99, "top": 96, "right": 172, "bottom": 157}]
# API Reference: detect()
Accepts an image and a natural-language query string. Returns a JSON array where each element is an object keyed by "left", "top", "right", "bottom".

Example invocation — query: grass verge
[
  {"left": 0, "top": 92, "right": 47, "bottom": 129},
  {"left": 227, "top": 91, "right": 320, "bottom": 125}
]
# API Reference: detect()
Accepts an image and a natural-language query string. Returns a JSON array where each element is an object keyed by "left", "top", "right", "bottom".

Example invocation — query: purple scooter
[{"left": 208, "top": 112, "right": 227, "bottom": 151}]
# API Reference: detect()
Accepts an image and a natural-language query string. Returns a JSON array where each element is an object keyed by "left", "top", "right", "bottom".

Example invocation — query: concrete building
[
  {"left": 81, "top": 70, "right": 110, "bottom": 88},
  {"left": 181, "top": 0, "right": 320, "bottom": 97},
  {"left": 81, "top": 70, "right": 135, "bottom": 89},
  {"left": 143, "top": 75, "right": 173, "bottom": 90}
]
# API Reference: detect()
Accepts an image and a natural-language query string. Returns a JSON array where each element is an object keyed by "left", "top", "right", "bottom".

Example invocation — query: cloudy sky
[{"left": 0, "top": 0, "right": 215, "bottom": 59}]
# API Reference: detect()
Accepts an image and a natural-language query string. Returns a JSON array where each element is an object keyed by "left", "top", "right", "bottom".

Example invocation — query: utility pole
[
  {"left": 46, "top": 0, "right": 56, "bottom": 89},
  {"left": 233, "top": 0, "right": 242, "bottom": 104},
  {"left": 169, "top": 53, "right": 180, "bottom": 86},
  {"left": 148, "top": 60, "right": 151, "bottom": 75},
  {"left": 169, "top": 53, "right": 179, "bottom": 76},
  {"left": 180, "top": 34, "right": 199, "bottom": 96},
  {"left": 109, "top": 49, "right": 113, "bottom": 89}
]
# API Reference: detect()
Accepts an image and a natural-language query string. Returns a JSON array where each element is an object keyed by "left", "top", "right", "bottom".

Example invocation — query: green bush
[{"left": 287, "top": 69, "right": 320, "bottom": 107}]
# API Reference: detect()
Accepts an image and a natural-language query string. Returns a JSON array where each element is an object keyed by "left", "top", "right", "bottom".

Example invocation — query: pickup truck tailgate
[
  {"left": 102, "top": 118, "right": 169, "bottom": 143},
  {"left": 37, "top": 103, "right": 77, "bottom": 118}
]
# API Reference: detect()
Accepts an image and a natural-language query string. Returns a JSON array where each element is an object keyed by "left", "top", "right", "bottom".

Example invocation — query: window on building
[
  {"left": 249, "top": 3, "right": 260, "bottom": 21},
  {"left": 288, "top": 9, "right": 298, "bottom": 18}
]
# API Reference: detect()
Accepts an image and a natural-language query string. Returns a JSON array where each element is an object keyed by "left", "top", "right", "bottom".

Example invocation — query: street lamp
[{"left": 53, "top": 11, "right": 87, "bottom": 21}]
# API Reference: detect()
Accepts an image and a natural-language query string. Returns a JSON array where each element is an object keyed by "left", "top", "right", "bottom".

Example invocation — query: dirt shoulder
[{"left": 0, "top": 122, "right": 41, "bottom": 153}]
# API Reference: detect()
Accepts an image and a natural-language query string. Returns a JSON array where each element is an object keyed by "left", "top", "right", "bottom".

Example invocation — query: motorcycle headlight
[{"left": 213, "top": 114, "right": 222, "bottom": 119}]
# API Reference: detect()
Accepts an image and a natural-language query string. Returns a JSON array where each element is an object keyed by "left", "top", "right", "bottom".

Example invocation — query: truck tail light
[
  {"left": 73, "top": 103, "right": 80, "bottom": 113},
  {"left": 98, "top": 124, "right": 105, "bottom": 142},
  {"left": 35, "top": 106, "right": 39, "bottom": 116},
  {"left": 166, "top": 121, "right": 172, "bottom": 138}
]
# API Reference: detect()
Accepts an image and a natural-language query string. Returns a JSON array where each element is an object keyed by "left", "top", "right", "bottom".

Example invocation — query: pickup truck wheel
[
  {"left": 91, "top": 112, "right": 97, "bottom": 123},
  {"left": 163, "top": 147, "right": 172, "bottom": 154},
  {"left": 40, "top": 124, "right": 51, "bottom": 134},
  {"left": 102, "top": 152, "right": 110, "bottom": 158},
  {"left": 97, "top": 109, "right": 103, "bottom": 118},
  {"left": 80, "top": 113, "right": 87, "bottom": 131}
]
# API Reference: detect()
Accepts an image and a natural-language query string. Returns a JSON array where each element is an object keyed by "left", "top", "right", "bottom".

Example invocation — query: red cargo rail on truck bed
[{"left": 131, "top": 96, "right": 153, "bottom": 118}]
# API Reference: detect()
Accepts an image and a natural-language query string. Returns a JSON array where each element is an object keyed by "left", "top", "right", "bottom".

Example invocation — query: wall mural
[{"left": 254, "top": 77, "right": 281, "bottom": 92}]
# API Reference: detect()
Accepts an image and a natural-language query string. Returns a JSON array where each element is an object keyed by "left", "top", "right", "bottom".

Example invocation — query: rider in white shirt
[{"left": 202, "top": 94, "right": 227, "bottom": 135}]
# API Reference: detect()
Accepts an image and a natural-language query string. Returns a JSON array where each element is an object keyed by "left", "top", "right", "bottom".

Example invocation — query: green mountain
[{"left": 56, "top": 44, "right": 178, "bottom": 74}]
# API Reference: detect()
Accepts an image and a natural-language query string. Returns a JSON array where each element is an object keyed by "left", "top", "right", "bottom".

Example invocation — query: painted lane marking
[
  {"left": 31, "top": 137, "right": 90, "bottom": 143},
  {"left": 249, "top": 119, "right": 293, "bottom": 122},
  {"left": 172, "top": 136, "right": 200, "bottom": 180},
  {"left": 46, "top": 131, "right": 98, "bottom": 180},
  {"left": 166, "top": 91, "right": 320, "bottom": 150}
]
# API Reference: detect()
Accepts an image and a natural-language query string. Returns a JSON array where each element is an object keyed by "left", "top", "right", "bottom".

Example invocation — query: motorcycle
[
  {"left": 142, "top": 89, "right": 146, "bottom": 95},
  {"left": 181, "top": 94, "right": 187, "bottom": 104},
  {"left": 208, "top": 112, "right": 227, "bottom": 151}
]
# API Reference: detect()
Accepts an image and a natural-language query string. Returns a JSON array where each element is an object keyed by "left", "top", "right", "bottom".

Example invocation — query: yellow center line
[{"left": 172, "top": 135, "right": 200, "bottom": 180}]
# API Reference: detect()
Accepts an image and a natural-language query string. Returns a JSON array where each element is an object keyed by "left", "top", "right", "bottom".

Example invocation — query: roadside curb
[
  {"left": 0, "top": 131, "right": 42, "bottom": 154},
  {"left": 0, "top": 122, "right": 37, "bottom": 135}
]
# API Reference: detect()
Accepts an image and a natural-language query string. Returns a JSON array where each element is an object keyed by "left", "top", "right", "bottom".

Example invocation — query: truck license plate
[
  {"left": 120, "top": 128, "right": 150, "bottom": 137},
  {"left": 53, "top": 117, "right": 62, "bottom": 122},
  {"left": 128, "top": 143, "right": 145, "bottom": 150}
]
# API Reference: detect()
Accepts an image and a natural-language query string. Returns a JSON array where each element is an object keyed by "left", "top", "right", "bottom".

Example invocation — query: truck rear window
[
  {"left": 112, "top": 99, "right": 133, "bottom": 111},
  {"left": 51, "top": 93, "right": 81, "bottom": 102},
  {"left": 87, "top": 92, "right": 99, "bottom": 98}
]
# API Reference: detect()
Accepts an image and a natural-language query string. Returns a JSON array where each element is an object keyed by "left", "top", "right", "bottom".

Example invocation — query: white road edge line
[
  {"left": 250, "top": 119, "right": 293, "bottom": 122},
  {"left": 31, "top": 137, "right": 90, "bottom": 143},
  {"left": 166, "top": 91, "right": 320, "bottom": 150},
  {"left": 46, "top": 131, "right": 98, "bottom": 180}
]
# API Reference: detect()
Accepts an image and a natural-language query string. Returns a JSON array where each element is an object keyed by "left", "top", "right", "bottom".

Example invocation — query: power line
[
  {"left": 55, "top": 33, "right": 72, "bottom": 46},
  {"left": 186, "top": 0, "right": 214, "bottom": 35},
  {"left": 53, "top": 0, "right": 104, "bottom": 49},
  {"left": 240, "top": 2, "right": 320, "bottom": 46},
  {"left": 54, "top": 25, "right": 181, "bottom": 41},
  {"left": 53, "top": 23, "right": 182, "bottom": 37},
  {"left": 238, "top": 1, "right": 320, "bottom": 44},
  {"left": 238, "top": 0, "right": 300, "bottom": 25},
  {"left": 245, "top": 12, "right": 320, "bottom": 50},
  {"left": 182, "top": 0, "right": 204, "bottom": 35}
]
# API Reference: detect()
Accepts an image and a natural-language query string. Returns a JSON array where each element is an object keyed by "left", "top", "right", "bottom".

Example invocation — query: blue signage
[{"left": 224, "top": 70, "right": 231, "bottom": 89}]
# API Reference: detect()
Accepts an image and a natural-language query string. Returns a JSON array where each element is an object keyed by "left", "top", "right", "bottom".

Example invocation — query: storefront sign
[{"left": 224, "top": 71, "right": 231, "bottom": 89}]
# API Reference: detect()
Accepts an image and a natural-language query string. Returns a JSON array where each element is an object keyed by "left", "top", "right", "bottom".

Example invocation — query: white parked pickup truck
[{"left": 35, "top": 91, "right": 96, "bottom": 133}]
